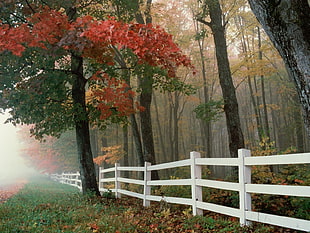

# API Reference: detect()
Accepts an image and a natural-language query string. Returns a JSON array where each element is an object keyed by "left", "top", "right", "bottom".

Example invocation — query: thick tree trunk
[
  {"left": 134, "top": 0, "right": 159, "bottom": 179},
  {"left": 67, "top": 6, "right": 99, "bottom": 195},
  {"left": 140, "top": 78, "right": 159, "bottom": 180},
  {"left": 71, "top": 53, "right": 100, "bottom": 195},
  {"left": 248, "top": 0, "right": 310, "bottom": 136},
  {"left": 200, "top": 0, "right": 245, "bottom": 158}
]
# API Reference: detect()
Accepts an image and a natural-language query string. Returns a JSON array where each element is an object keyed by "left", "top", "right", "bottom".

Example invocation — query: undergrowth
[{"left": 0, "top": 176, "right": 288, "bottom": 233}]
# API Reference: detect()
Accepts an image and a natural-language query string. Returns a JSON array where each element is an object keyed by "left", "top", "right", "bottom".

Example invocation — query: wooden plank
[
  {"left": 146, "top": 195, "right": 192, "bottom": 206},
  {"left": 99, "top": 188, "right": 116, "bottom": 193},
  {"left": 118, "top": 177, "right": 144, "bottom": 185},
  {"left": 119, "top": 189, "right": 144, "bottom": 199},
  {"left": 99, "top": 178, "right": 115, "bottom": 183},
  {"left": 246, "top": 184, "right": 310, "bottom": 197},
  {"left": 148, "top": 159, "right": 191, "bottom": 171},
  {"left": 118, "top": 166, "right": 144, "bottom": 172},
  {"left": 145, "top": 195, "right": 162, "bottom": 202},
  {"left": 164, "top": 196, "right": 193, "bottom": 205},
  {"left": 148, "top": 179, "right": 192, "bottom": 186},
  {"left": 245, "top": 153, "right": 310, "bottom": 166},
  {"left": 196, "top": 201, "right": 240, "bottom": 218},
  {"left": 196, "top": 179, "right": 240, "bottom": 191},
  {"left": 100, "top": 167, "right": 115, "bottom": 173},
  {"left": 195, "top": 158, "right": 240, "bottom": 166},
  {"left": 246, "top": 211, "right": 310, "bottom": 232}
]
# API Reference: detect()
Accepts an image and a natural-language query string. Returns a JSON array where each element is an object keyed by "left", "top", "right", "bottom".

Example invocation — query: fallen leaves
[{"left": 0, "top": 180, "right": 26, "bottom": 203}]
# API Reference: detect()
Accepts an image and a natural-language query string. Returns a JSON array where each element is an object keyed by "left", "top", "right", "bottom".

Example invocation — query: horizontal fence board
[
  {"left": 195, "top": 158, "right": 240, "bottom": 166},
  {"left": 148, "top": 179, "right": 192, "bottom": 186},
  {"left": 118, "top": 177, "right": 144, "bottom": 185},
  {"left": 100, "top": 167, "right": 115, "bottom": 173},
  {"left": 196, "top": 201, "right": 240, "bottom": 218},
  {"left": 148, "top": 159, "right": 191, "bottom": 171},
  {"left": 119, "top": 189, "right": 144, "bottom": 199},
  {"left": 246, "top": 184, "right": 310, "bottom": 197},
  {"left": 99, "top": 178, "right": 115, "bottom": 183},
  {"left": 99, "top": 188, "right": 116, "bottom": 193},
  {"left": 245, "top": 153, "right": 310, "bottom": 166},
  {"left": 146, "top": 195, "right": 193, "bottom": 206},
  {"left": 145, "top": 195, "right": 162, "bottom": 202},
  {"left": 196, "top": 179, "right": 240, "bottom": 191},
  {"left": 163, "top": 196, "right": 193, "bottom": 205},
  {"left": 118, "top": 166, "right": 145, "bottom": 172},
  {"left": 246, "top": 211, "right": 310, "bottom": 232}
]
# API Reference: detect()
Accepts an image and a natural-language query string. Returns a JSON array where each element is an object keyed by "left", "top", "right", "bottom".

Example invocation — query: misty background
[{"left": 0, "top": 112, "right": 37, "bottom": 186}]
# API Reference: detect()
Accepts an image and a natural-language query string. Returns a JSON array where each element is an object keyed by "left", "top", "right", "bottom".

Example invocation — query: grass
[{"left": 0, "top": 177, "right": 297, "bottom": 233}]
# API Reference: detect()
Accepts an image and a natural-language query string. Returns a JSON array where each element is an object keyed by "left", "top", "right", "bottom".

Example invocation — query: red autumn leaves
[{"left": 0, "top": 7, "right": 193, "bottom": 120}]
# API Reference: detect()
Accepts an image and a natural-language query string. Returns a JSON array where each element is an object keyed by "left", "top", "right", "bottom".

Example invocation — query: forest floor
[{"left": 0, "top": 177, "right": 300, "bottom": 233}]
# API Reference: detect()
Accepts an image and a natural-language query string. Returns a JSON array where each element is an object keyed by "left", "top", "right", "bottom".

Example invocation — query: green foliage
[
  {"left": 154, "top": 176, "right": 192, "bottom": 198},
  {"left": 194, "top": 99, "right": 224, "bottom": 122},
  {"left": 134, "top": 63, "right": 196, "bottom": 95},
  {"left": 0, "top": 48, "right": 75, "bottom": 139},
  {"left": 194, "top": 28, "right": 208, "bottom": 41}
]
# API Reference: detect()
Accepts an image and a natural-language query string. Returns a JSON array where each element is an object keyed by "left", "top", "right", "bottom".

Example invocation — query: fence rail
[
  {"left": 52, "top": 149, "right": 310, "bottom": 232},
  {"left": 50, "top": 172, "right": 82, "bottom": 191}
]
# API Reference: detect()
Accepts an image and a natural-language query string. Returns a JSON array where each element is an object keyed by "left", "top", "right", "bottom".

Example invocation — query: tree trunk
[
  {"left": 257, "top": 26, "right": 271, "bottom": 141},
  {"left": 199, "top": 0, "right": 245, "bottom": 158},
  {"left": 123, "top": 125, "right": 129, "bottom": 178},
  {"left": 194, "top": 17, "right": 212, "bottom": 158},
  {"left": 67, "top": 6, "right": 99, "bottom": 195},
  {"left": 134, "top": 0, "right": 159, "bottom": 179},
  {"left": 172, "top": 92, "right": 179, "bottom": 161},
  {"left": 153, "top": 94, "right": 167, "bottom": 162},
  {"left": 71, "top": 53, "right": 100, "bottom": 196},
  {"left": 140, "top": 76, "right": 159, "bottom": 180},
  {"left": 248, "top": 0, "right": 310, "bottom": 136}
]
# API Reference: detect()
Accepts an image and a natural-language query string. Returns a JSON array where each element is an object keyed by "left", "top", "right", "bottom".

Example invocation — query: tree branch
[
  {"left": 196, "top": 17, "right": 212, "bottom": 27},
  {"left": 24, "top": 0, "right": 36, "bottom": 13}
]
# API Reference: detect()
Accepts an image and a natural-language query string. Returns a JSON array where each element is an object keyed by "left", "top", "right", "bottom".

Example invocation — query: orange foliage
[{"left": 93, "top": 145, "right": 124, "bottom": 166}]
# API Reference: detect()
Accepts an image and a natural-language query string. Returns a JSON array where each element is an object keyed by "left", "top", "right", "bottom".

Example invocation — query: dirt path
[{"left": 0, "top": 180, "right": 26, "bottom": 203}]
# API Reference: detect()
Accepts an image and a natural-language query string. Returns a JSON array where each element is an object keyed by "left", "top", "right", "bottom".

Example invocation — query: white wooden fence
[
  {"left": 99, "top": 149, "right": 310, "bottom": 232},
  {"left": 51, "top": 149, "right": 310, "bottom": 231},
  {"left": 50, "top": 172, "right": 82, "bottom": 191}
]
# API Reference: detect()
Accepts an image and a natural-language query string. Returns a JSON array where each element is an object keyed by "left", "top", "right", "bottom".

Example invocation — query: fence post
[
  {"left": 115, "top": 163, "right": 121, "bottom": 198},
  {"left": 238, "top": 149, "right": 252, "bottom": 226},
  {"left": 61, "top": 172, "right": 65, "bottom": 184},
  {"left": 143, "top": 162, "right": 151, "bottom": 207},
  {"left": 99, "top": 167, "right": 103, "bottom": 192},
  {"left": 190, "top": 151, "right": 203, "bottom": 216}
]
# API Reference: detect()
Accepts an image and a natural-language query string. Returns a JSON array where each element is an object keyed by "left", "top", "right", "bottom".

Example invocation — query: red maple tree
[{"left": 0, "top": 8, "right": 193, "bottom": 119}]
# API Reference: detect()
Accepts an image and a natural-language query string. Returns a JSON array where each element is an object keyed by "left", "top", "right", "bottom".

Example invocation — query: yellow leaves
[{"left": 182, "top": 208, "right": 192, "bottom": 219}]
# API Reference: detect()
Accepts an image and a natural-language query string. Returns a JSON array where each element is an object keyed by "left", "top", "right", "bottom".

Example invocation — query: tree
[
  {"left": 247, "top": 0, "right": 310, "bottom": 136},
  {"left": 0, "top": 7, "right": 193, "bottom": 194},
  {"left": 197, "top": 0, "right": 245, "bottom": 158}
]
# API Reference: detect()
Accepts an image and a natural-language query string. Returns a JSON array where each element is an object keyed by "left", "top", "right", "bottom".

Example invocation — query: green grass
[{"left": 0, "top": 177, "right": 291, "bottom": 232}]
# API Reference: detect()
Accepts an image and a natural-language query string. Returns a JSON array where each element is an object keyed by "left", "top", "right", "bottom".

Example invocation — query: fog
[{"left": 0, "top": 112, "right": 38, "bottom": 186}]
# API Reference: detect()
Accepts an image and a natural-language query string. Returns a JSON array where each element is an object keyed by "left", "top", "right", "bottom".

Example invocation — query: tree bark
[
  {"left": 71, "top": 53, "right": 100, "bottom": 195},
  {"left": 140, "top": 77, "right": 159, "bottom": 180},
  {"left": 257, "top": 26, "right": 271, "bottom": 141},
  {"left": 67, "top": 6, "right": 99, "bottom": 195},
  {"left": 248, "top": 0, "right": 310, "bottom": 136},
  {"left": 134, "top": 0, "right": 159, "bottom": 179},
  {"left": 198, "top": 0, "right": 245, "bottom": 158}
]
